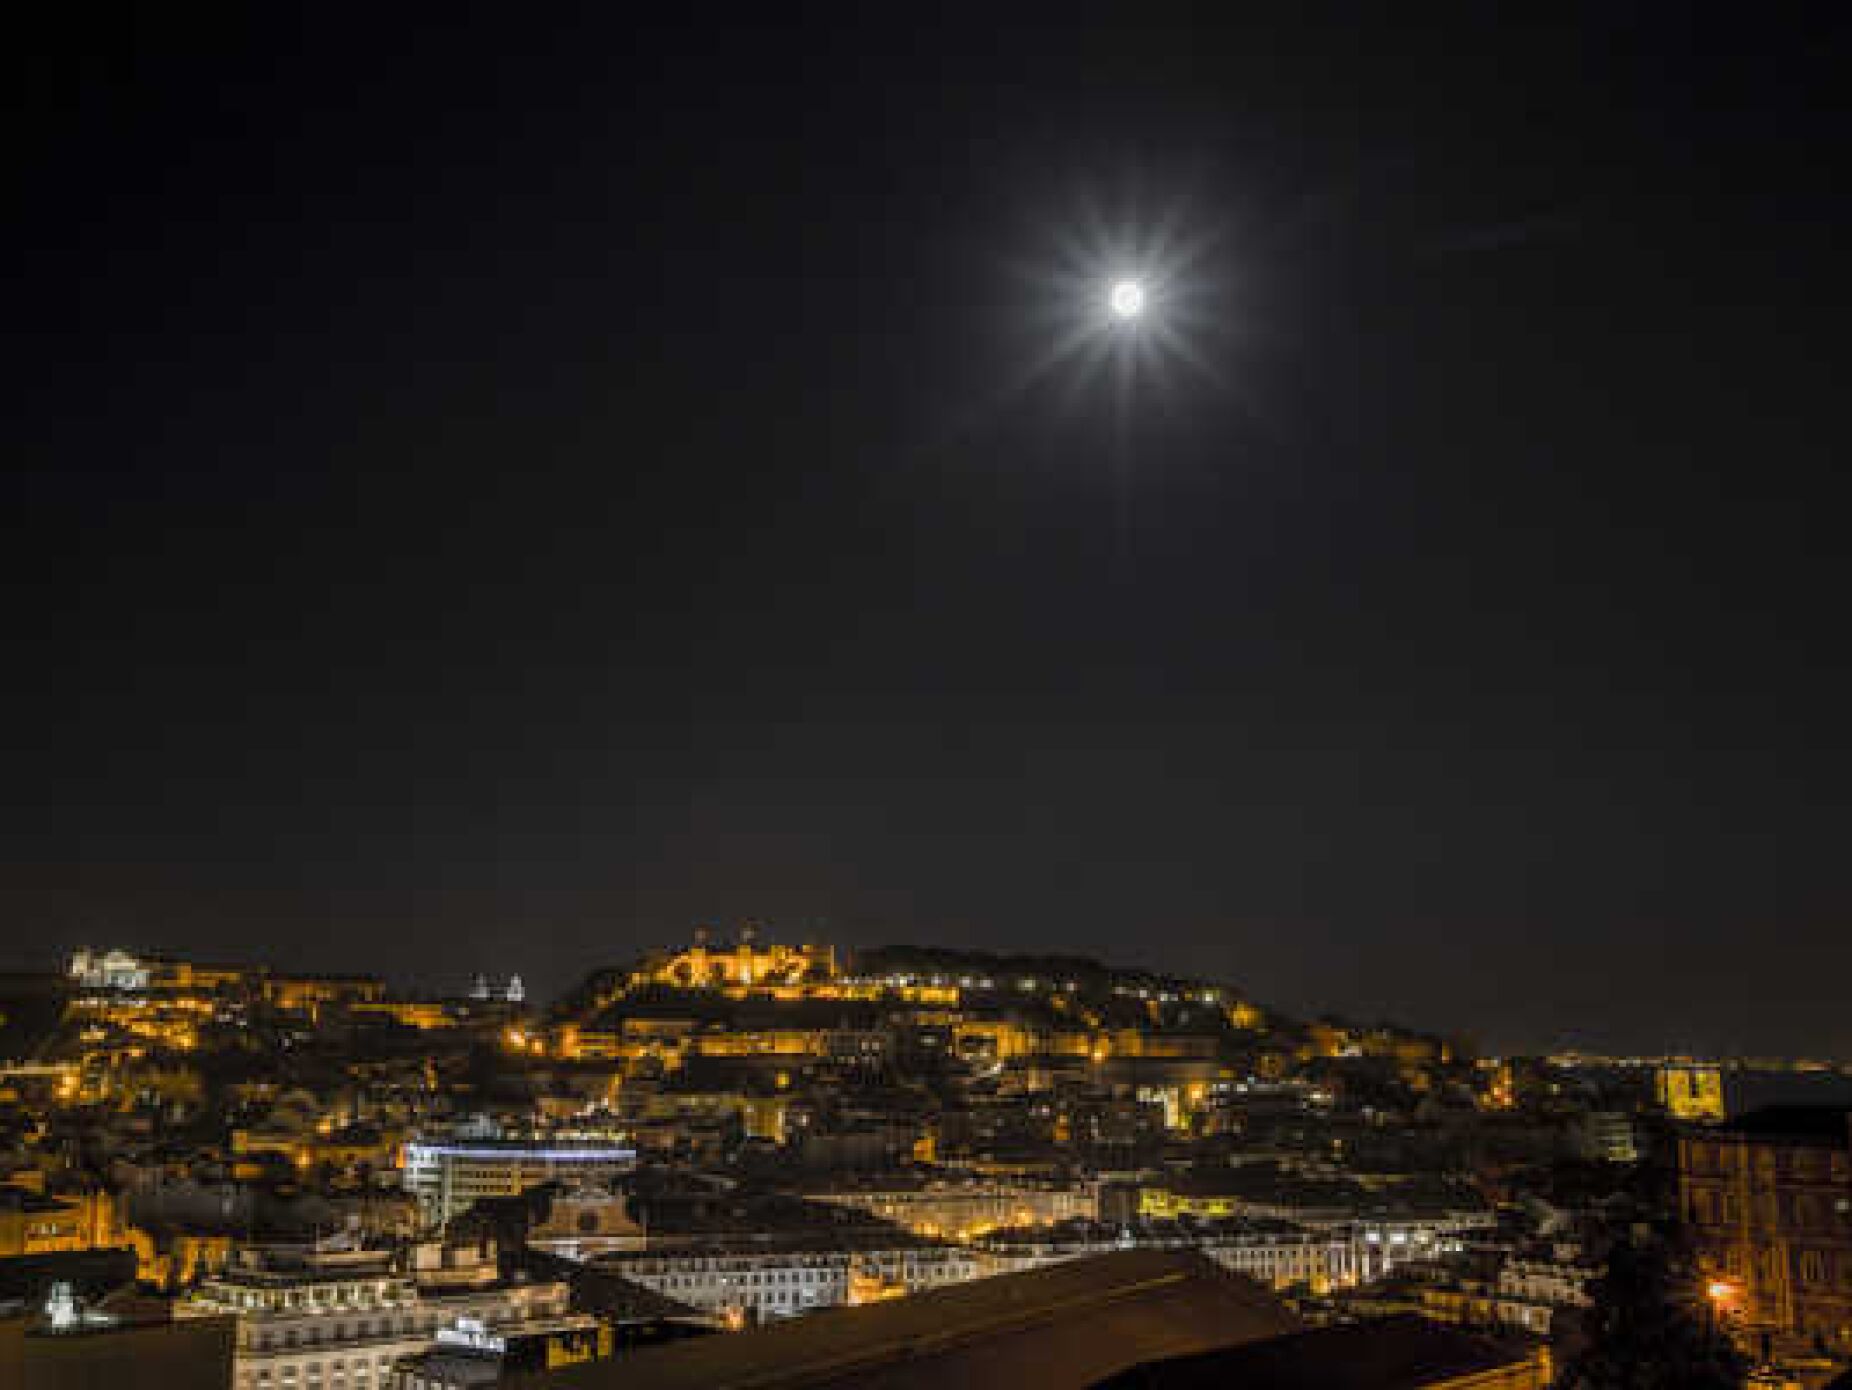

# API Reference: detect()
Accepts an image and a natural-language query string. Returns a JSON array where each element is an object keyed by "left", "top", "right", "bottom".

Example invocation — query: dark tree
[{"left": 1554, "top": 1238, "right": 1745, "bottom": 1390}]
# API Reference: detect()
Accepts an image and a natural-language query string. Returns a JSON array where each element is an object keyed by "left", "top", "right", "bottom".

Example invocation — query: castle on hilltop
[{"left": 635, "top": 925, "right": 837, "bottom": 992}]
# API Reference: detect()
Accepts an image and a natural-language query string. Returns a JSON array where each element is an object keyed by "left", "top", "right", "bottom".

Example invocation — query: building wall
[
  {"left": 0, "top": 1191, "right": 123, "bottom": 1258},
  {"left": 1657, "top": 1065, "right": 1726, "bottom": 1122},
  {"left": 812, "top": 1182, "right": 1099, "bottom": 1239},
  {"left": 603, "top": 1246, "right": 981, "bottom": 1320},
  {"left": 1138, "top": 1187, "right": 1241, "bottom": 1221},
  {"left": 980, "top": 1229, "right": 1413, "bottom": 1293},
  {"left": 1680, "top": 1128, "right": 1852, "bottom": 1356},
  {"left": 185, "top": 1272, "right": 570, "bottom": 1390},
  {"left": 402, "top": 1146, "right": 633, "bottom": 1228},
  {"left": 642, "top": 939, "right": 836, "bottom": 990}
]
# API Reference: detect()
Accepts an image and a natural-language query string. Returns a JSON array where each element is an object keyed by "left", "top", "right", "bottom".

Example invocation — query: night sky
[{"left": 9, "top": 7, "right": 1850, "bottom": 1057}]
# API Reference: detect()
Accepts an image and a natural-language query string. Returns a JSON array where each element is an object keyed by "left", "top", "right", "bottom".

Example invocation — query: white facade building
[
  {"left": 978, "top": 1219, "right": 1468, "bottom": 1292},
  {"left": 68, "top": 948, "right": 151, "bottom": 991},
  {"left": 1494, "top": 1256, "right": 1595, "bottom": 1335},
  {"left": 402, "top": 1140, "right": 635, "bottom": 1229},
  {"left": 809, "top": 1179, "right": 1100, "bottom": 1238},
  {"left": 179, "top": 1247, "right": 571, "bottom": 1390},
  {"left": 594, "top": 1241, "right": 982, "bottom": 1320}
]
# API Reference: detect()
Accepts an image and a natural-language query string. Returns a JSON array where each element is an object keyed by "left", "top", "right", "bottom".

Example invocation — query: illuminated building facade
[
  {"left": 975, "top": 1221, "right": 1457, "bottom": 1293},
  {"left": 638, "top": 928, "right": 837, "bottom": 993},
  {"left": 403, "top": 1140, "right": 636, "bottom": 1229},
  {"left": 525, "top": 1186, "right": 646, "bottom": 1259},
  {"left": 808, "top": 1179, "right": 1100, "bottom": 1239},
  {"left": 593, "top": 1240, "right": 981, "bottom": 1321},
  {"left": 1576, "top": 1110, "right": 1640, "bottom": 1164},
  {"left": 67, "top": 949, "right": 152, "bottom": 991},
  {"left": 1679, "top": 1106, "right": 1852, "bottom": 1359},
  {"left": 346, "top": 1000, "right": 458, "bottom": 1030},
  {"left": 1657, "top": 1063, "right": 1727, "bottom": 1122},
  {"left": 0, "top": 1187, "right": 123, "bottom": 1257},
  {"left": 262, "top": 974, "right": 387, "bottom": 1019},
  {"left": 180, "top": 1245, "right": 572, "bottom": 1390},
  {"left": 67, "top": 949, "right": 249, "bottom": 993}
]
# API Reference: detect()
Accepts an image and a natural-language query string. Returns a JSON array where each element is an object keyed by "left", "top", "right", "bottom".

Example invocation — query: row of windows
[
  {"left": 249, "top": 1313, "right": 435, "bottom": 1349},
  {"left": 1717, "top": 1245, "right": 1852, "bottom": 1290},
  {"left": 634, "top": 1262, "right": 977, "bottom": 1292},
  {"left": 22, "top": 1221, "right": 80, "bottom": 1238},
  {"left": 618, "top": 1255, "right": 972, "bottom": 1277},
  {"left": 212, "top": 1280, "right": 408, "bottom": 1311},
  {"left": 1685, "top": 1143, "right": 1850, "bottom": 1183},
  {"left": 244, "top": 1354, "right": 394, "bottom": 1386},
  {"left": 646, "top": 1264, "right": 975, "bottom": 1286},
  {"left": 1688, "top": 1187, "right": 1852, "bottom": 1231},
  {"left": 655, "top": 1269, "right": 842, "bottom": 1290},
  {"left": 241, "top": 1296, "right": 565, "bottom": 1351}
]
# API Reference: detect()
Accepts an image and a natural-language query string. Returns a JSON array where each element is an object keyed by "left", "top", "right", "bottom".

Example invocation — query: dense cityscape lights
[
  {"left": 2, "top": 932, "right": 1848, "bottom": 1386},
  {"left": 9, "top": 8, "right": 1849, "bottom": 1390}
]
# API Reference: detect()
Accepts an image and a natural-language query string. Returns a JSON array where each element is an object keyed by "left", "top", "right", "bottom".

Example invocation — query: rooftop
[
  {"left": 1718, "top": 1105, "right": 1851, "bottom": 1143},
  {"left": 540, "top": 1250, "right": 1299, "bottom": 1390},
  {"left": 1091, "top": 1314, "right": 1536, "bottom": 1389}
]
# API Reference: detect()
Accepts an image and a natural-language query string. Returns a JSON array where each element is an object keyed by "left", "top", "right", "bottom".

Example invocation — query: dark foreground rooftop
[
  {"left": 1090, "top": 1314, "right": 1541, "bottom": 1389},
  {"left": 1719, "top": 1106, "right": 1852, "bottom": 1143},
  {"left": 531, "top": 1250, "right": 1299, "bottom": 1390}
]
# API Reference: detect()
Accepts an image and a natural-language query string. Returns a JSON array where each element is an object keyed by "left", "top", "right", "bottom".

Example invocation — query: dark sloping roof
[
  {"left": 529, "top": 1250, "right": 1299, "bottom": 1390},
  {"left": 1721, "top": 1106, "right": 1852, "bottom": 1143},
  {"left": 520, "top": 1248, "right": 701, "bottom": 1322},
  {"left": 1089, "top": 1315, "right": 1534, "bottom": 1390}
]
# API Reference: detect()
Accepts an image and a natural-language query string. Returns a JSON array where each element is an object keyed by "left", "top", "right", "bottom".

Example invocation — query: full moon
[{"left": 1109, "top": 279, "right": 1145, "bottom": 320}]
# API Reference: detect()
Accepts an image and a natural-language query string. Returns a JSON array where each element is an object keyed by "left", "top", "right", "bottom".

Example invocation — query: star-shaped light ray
[
  {"left": 984, "top": 183, "right": 1248, "bottom": 435},
  {"left": 887, "top": 181, "right": 1262, "bottom": 499}
]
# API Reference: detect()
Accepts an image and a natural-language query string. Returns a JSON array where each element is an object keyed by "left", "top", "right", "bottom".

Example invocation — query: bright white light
[{"left": 1109, "top": 279, "right": 1145, "bottom": 320}]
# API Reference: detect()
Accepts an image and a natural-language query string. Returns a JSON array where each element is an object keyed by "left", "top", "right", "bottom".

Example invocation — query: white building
[
  {"left": 1494, "top": 1256, "right": 1595, "bottom": 1335},
  {"left": 68, "top": 948, "right": 151, "bottom": 991},
  {"left": 403, "top": 1140, "right": 635, "bottom": 1229},
  {"left": 978, "top": 1219, "right": 1467, "bottom": 1292},
  {"left": 808, "top": 1178, "right": 1100, "bottom": 1238},
  {"left": 593, "top": 1240, "right": 982, "bottom": 1321},
  {"left": 1576, "top": 1110, "right": 1640, "bottom": 1164},
  {"left": 179, "top": 1244, "right": 572, "bottom": 1390}
]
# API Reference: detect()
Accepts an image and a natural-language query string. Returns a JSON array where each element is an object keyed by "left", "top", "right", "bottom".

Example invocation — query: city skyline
[
  {"left": 26, "top": 931, "right": 1852, "bottom": 1070},
  {"left": 9, "top": 9, "right": 1851, "bottom": 1063}
]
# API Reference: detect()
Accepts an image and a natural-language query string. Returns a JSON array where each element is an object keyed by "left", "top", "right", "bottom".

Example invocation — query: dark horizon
[{"left": 9, "top": 7, "right": 1851, "bottom": 1060}]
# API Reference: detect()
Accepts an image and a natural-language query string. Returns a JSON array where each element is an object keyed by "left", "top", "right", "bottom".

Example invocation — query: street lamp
[{"left": 1704, "top": 1277, "right": 1740, "bottom": 1341}]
